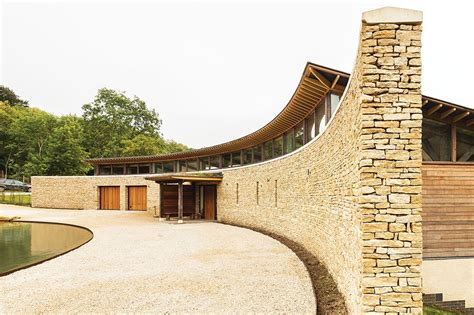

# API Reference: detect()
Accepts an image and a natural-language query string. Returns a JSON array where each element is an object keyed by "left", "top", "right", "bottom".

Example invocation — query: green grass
[
  {"left": 424, "top": 305, "right": 462, "bottom": 315},
  {"left": 0, "top": 192, "right": 31, "bottom": 206}
]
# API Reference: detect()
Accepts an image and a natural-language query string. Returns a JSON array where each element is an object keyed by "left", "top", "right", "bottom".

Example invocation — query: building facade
[{"left": 32, "top": 7, "right": 474, "bottom": 314}]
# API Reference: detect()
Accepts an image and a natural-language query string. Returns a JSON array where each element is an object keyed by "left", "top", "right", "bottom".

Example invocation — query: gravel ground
[{"left": 0, "top": 205, "right": 315, "bottom": 313}]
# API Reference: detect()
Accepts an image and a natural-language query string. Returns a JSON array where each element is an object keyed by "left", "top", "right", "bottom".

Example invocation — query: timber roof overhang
[
  {"left": 145, "top": 173, "right": 223, "bottom": 183},
  {"left": 86, "top": 62, "right": 474, "bottom": 165}
]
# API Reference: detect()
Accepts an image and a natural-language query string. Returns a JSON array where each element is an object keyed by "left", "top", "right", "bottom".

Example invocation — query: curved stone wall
[{"left": 217, "top": 7, "right": 423, "bottom": 314}]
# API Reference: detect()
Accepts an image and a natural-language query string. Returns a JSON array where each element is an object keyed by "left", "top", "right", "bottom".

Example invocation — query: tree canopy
[
  {"left": 0, "top": 86, "right": 28, "bottom": 106},
  {"left": 0, "top": 87, "right": 189, "bottom": 181}
]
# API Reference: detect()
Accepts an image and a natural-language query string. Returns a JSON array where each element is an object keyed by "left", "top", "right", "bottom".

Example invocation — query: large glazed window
[
  {"left": 315, "top": 102, "right": 326, "bottom": 136},
  {"left": 457, "top": 127, "right": 474, "bottom": 162},
  {"left": 422, "top": 119, "right": 451, "bottom": 161}
]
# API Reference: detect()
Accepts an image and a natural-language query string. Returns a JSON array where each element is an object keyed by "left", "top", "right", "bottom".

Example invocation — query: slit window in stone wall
[
  {"left": 163, "top": 162, "right": 174, "bottom": 173},
  {"left": 295, "top": 122, "right": 304, "bottom": 149},
  {"left": 457, "top": 127, "right": 474, "bottom": 162},
  {"left": 306, "top": 110, "right": 316, "bottom": 141},
  {"left": 263, "top": 140, "right": 273, "bottom": 160},
  {"left": 187, "top": 159, "right": 198, "bottom": 171},
  {"left": 422, "top": 119, "right": 451, "bottom": 161},
  {"left": 274, "top": 136, "right": 283, "bottom": 157},
  {"left": 243, "top": 149, "right": 253, "bottom": 165},
  {"left": 253, "top": 146, "right": 262, "bottom": 163},
  {"left": 210, "top": 156, "right": 220, "bottom": 169},
  {"left": 256, "top": 181, "right": 259, "bottom": 205},
  {"left": 231, "top": 151, "right": 241, "bottom": 166}
]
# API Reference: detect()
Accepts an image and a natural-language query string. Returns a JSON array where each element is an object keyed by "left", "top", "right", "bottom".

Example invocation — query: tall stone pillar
[{"left": 357, "top": 7, "right": 423, "bottom": 314}]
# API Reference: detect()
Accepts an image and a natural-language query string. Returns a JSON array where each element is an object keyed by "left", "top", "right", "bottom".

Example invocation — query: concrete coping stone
[{"left": 363, "top": 7, "right": 423, "bottom": 24}]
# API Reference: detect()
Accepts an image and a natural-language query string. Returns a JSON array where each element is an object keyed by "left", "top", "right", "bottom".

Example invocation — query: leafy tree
[
  {"left": 0, "top": 86, "right": 28, "bottom": 106},
  {"left": 82, "top": 88, "right": 162, "bottom": 158},
  {"left": 6, "top": 107, "right": 57, "bottom": 178},
  {"left": 46, "top": 116, "right": 91, "bottom": 175},
  {"left": 121, "top": 134, "right": 167, "bottom": 156},
  {"left": 164, "top": 139, "right": 189, "bottom": 153}
]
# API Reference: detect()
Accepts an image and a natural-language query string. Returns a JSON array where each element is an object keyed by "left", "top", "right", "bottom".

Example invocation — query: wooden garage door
[
  {"left": 99, "top": 186, "right": 120, "bottom": 210},
  {"left": 128, "top": 186, "right": 147, "bottom": 211}
]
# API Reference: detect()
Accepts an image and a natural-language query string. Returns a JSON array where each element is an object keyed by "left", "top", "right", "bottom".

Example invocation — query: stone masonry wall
[
  {"left": 32, "top": 175, "right": 160, "bottom": 215},
  {"left": 359, "top": 16, "right": 423, "bottom": 314},
  {"left": 217, "top": 8, "right": 423, "bottom": 314}
]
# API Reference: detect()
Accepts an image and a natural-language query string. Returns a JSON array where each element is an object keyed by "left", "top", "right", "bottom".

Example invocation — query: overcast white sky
[{"left": 1, "top": 0, "right": 473, "bottom": 148}]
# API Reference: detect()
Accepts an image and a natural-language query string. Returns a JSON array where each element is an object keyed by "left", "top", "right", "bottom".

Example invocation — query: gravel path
[{"left": 0, "top": 205, "right": 315, "bottom": 313}]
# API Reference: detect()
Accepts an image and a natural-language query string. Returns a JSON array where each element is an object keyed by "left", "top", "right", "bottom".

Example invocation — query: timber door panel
[
  {"left": 203, "top": 186, "right": 216, "bottom": 220},
  {"left": 160, "top": 185, "right": 195, "bottom": 217},
  {"left": 99, "top": 186, "right": 120, "bottom": 210},
  {"left": 128, "top": 186, "right": 147, "bottom": 211}
]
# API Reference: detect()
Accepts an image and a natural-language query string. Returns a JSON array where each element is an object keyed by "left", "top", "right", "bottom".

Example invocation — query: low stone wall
[
  {"left": 31, "top": 175, "right": 160, "bottom": 214},
  {"left": 217, "top": 7, "right": 423, "bottom": 314}
]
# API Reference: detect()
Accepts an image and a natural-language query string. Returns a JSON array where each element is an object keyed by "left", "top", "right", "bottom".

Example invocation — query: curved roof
[
  {"left": 86, "top": 63, "right": 349, "bottom": 164},
  {"left": 87, "top": 62, "right": 474, "bottom": 165}
]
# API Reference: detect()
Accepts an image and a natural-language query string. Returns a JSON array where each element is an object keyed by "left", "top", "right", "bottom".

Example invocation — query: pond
[{"left": 0, "top": 221, "right": 93, "bottom": 276}]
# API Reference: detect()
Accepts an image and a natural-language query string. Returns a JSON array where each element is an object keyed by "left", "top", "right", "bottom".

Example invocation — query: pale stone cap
[{"left": 363, "top": 7, "right": 423, "bottom": 24}]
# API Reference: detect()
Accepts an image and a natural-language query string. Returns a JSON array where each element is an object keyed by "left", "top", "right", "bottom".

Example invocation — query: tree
[
  {"left": 0, "top": 86, "right": 28, "bottom": 107},
  {"left": 46, "top": 116, "right": 91, "bottom": 175},
  {"left": 164, "top": 139, "right": 189, "bottom": 153},
  {"left": 121, "top": 134, "right": 167, "bottom": 156},
  {"left": 82, "top": 88, "right": 162, "bottom": 158}
]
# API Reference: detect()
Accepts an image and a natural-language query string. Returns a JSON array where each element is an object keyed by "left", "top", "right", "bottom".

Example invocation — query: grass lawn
[
  {"left": 0, "top": 192, "right": 31, "bottom": 206},
  {"left": 424, "top": 305, "right": 462, "bottom": 315}
]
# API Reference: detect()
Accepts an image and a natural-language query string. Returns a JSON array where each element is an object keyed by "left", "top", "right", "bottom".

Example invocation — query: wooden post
[
  {"left": 178, "top": 180, "right": 183, "bottom": 223},
  {"left": 451, "top": 125, "right": 457, "bottom": 162}
]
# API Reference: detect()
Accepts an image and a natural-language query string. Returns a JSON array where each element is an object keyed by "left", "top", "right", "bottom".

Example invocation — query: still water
[{"left": 0, "top": 222, "right": 93, "bottom": 275}]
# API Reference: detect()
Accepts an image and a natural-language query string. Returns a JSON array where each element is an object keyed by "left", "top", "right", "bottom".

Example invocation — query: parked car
[{"left": 0, "top": 179, "right": 31, "bottom": 192}]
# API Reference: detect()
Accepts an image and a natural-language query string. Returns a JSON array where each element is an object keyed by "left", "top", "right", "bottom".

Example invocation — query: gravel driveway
[{"left": 0, "top": 205, "right": 315, "bottom": 313}]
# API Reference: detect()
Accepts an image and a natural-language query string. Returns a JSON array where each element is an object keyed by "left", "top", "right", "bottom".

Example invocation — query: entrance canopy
[{"left": 145, "top": 173, "right": 223, "bottom": 185}]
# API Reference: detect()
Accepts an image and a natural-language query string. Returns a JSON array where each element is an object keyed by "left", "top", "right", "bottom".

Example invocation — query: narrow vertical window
[
  {"left": 236, "top": 183, "right": 239, "bottom": 205},
  {"left": 256, "top": 181, "right": 259, "bottom": 205},
  {"left": 274, "top": 179, "right": 278, "bottom": 207}
]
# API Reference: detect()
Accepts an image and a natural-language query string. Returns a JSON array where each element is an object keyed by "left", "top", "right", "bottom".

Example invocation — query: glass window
[
  {"left": 231, "top": 151, "right": 241, "bottom": 167},
  {"left": 155, "top": 163, "right": 163, "bottom": 174},
  {"left": 187, "top": 159, "right": 198, "bottom": 172},
  {"left": 138, "top": 164, "right": 150, "bottom": 174},
  {"left": 178, "top": 160, "right": 187, "bottom": 172},
  {"left": 163, "top": 162, "right": 174, "bottom": 173},
  {"left": 127, "top": 165, "right": 138, "bottom": 174},
  {"left": 295, "top": 123, "right": 304, "bottom": 149},
  {"left": 274, "top": 137, "right": 283, "bottom": 157},
  {"left": 456, "top": 127, "right": 474, "bottom": 162},
  {"left": 222, "top": 154, "right": 231, "bottom": 168},
  {"left": 284, "top": 130, "right": 294, "bottom": 154},
  {"left": 243, "top": 149, "right": 253, "bottom": 165},
  {"left": 263, "top": 141, "right": 273, "bottom": 160},
  {"left": 210, "top": 156, "right": 220, "bottom": 169},
  {"left": 306, "top": 111, "right": 316, "bottom": 142},
  {"left": 253, "top": 146, "right": 262, "bottom": 163},
  {"left": 422, "top": 119, "right": 451, "bottom": 161},
  {"left": 99, "top": 165, "right": 111, "bottom": 175},
  {"left": 330, "top": 93, "right": 341, "bottom": 118},
  {"left": 315, "top": 103, "right": 326, "bottom": 136},
  {"left": 199, "top": 157, "right": 210, "bottom": 170},
  {"left": 112, "top": 165, "right": 125, "bottom": 175}
]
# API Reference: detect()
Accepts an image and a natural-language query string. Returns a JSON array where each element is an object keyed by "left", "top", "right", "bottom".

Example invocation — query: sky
[{"left": 1, "top": 0, "right": 473, "bottom": 148}]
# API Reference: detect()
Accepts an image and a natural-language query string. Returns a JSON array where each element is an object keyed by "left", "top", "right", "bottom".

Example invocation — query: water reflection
[{"left": 0, "top": 222, "right": 93, "bottom": 275}]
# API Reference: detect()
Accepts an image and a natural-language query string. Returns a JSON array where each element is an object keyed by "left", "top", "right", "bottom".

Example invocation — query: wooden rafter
[
  {"left": 452, "top": 111, "right": 470, "bottom": 123},
  {"left": 330, "top": 75, "right": 340, "bottom": 90},
  {"left": 466, "top": 120, "right": 474, "bottom": 127},
  {"left": 308, "top": 68, "right": 331, "bottom": 89},
  {"left": 426, "top": 104, "right": 443, "bottom": 116},
  {"left": 440, "top": 108, "right": 456, "bottom": 119},
  {"left": 422, "top": 99, "right": 429, "bottom": 107}
]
